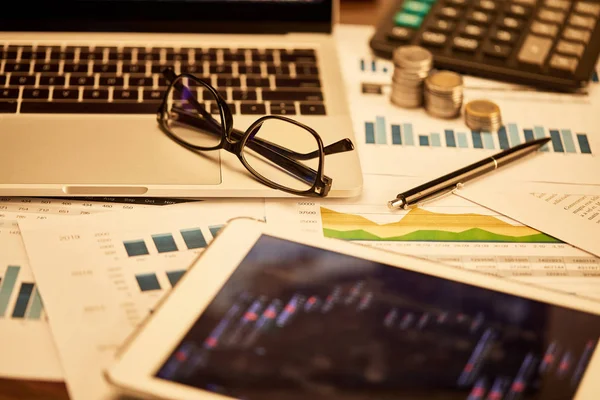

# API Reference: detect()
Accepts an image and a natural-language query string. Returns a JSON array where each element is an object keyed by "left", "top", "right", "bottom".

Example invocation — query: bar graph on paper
[
  {"left": 0, "top": 265, "right": 44, "bottom": 321},
  {"left": 364, "top": 116, "right": 593, "bottom": 155}
]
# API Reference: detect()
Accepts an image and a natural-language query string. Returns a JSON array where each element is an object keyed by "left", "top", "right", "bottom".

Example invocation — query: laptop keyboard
[{"left": 0, "top": 45, "right": 326, "bottom": 116}]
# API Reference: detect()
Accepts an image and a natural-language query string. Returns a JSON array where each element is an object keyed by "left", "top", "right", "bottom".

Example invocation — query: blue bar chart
[
  {"left": 135, "top": 273, "right": 162, "bottom": 292},
  {"left": 359, "top": 58, "right": 389, "bottom": 73},
  {"left": 363, "top": 117, "right": 593, "bottom": 155},
  {"left": 123, "top": 227, "right": 214, "bottom": 257},
  {"left": 0, "top": 266, "right": 43, "bottom": 320}
]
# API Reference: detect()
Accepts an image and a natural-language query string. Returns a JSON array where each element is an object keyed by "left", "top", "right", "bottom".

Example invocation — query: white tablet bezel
[{"left": 104, "top": 217, "right": 600, "bottom": 400}]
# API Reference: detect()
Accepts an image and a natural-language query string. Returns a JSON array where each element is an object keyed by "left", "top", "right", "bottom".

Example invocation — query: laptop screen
[{"left": 2, "top": 0, "right": 333, "bottom": 33}]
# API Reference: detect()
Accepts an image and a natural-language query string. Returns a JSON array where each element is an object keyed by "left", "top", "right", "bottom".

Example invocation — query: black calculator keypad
[{"left": 370, "top": 0, "right": 600, "bottom": 91}]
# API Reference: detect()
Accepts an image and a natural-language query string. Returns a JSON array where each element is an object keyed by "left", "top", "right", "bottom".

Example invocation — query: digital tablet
[{"left": 105, "top": 218, "right": 600, "bottom": 400}]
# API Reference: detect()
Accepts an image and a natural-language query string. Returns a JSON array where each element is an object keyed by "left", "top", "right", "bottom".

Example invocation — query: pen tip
[{"left": 388, "top": 198, "right": 405, "bottom": 210}]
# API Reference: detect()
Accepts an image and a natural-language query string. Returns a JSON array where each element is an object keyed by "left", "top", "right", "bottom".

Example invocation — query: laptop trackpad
[{"left": 0, "top": 117, "right": 222, "bottom": 186}]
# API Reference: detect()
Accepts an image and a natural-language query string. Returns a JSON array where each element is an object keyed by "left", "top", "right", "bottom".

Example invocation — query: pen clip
[{"left": 414, "top": 182, "right": 464, "bottom": 208}]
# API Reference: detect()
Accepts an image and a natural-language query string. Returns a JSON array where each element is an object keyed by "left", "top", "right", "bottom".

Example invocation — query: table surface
[{"left": 0, "top": 2, "right": 388, "bottom": 399}]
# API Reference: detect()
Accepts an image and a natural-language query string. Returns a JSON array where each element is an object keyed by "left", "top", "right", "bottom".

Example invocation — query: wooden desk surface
[{"left": 0, "top": 2, "right": 390, "bottom": 399}]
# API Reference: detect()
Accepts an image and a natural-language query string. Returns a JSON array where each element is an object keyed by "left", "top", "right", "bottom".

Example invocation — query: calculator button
[
  {"left": 499, "top": 16, "right": 524, "bottom": 30},
  {"left": 467, "top": 10, "right": 492, "bottom": 24},
  {"left": 569, "top": 14, "right": 597, "bottom": 30},
  {"left": 453, "top": 37, "right": 480, "bottom": 52},
  {"left": 474, "top": 0, "right": 497, "bottom": 12},
  {"left": 421, "top": 31, "right": 449, "bottom": 46},
  {"left": 563, "top": 27, "right": 592, "bottom": 42},
  {"left": 575, "top": 2, "right": 600, "bottom": 17},
  {"left": 430, "top": 19, "right": 456, "bottom": 33},
  {"left": 439, "top": 7, "right": 460, "bottom": 19},
  {"left": 462, "top": 24, "right": 487, "bottom": 38},
  {"left": 549, "top": 54, "right": 579, "bottom": 72},
  {"left": 483, "top": 42, "right": 513, "bottom": 59},
  {"left": 394, "top": 12, "right": 424, "bottom": 28},
  {"left": 403, "top": 0, "right": 432, "bottom": 16},
  {"left": 506, "top": 4, "right": 530, "bottom": 17},
  {"left": 530, "top": 21, "right": 559, "bottom": 37},
  {"left": 513, "top": 0, "right": 537, "bottom": 6},
  {"left": 538, "top": 8, "right": 566, "bottom": 24},
  {"left": 387, "top": 26, "right": 415, "bottom": 42},
  {"left": 492, "top": 29, "right": 518, "bottom": 43},
  {"left": 518, "top": 35, "right": 552, "bottom": 66},
  {"left": 544, "top": 0, "right": 570, "bottom": 11},
  {"left": 555, "top": 40, "right": 585, "bottom": 57}
]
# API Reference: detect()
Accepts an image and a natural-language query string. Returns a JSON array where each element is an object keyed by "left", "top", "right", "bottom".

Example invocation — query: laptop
[{"left": 0, "top": 0, "right": 363, "bottom": 198}]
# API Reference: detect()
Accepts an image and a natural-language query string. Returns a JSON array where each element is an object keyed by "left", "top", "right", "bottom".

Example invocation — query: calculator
[{"left": 369, "top": 0, "right": 600, "bottom": 92}]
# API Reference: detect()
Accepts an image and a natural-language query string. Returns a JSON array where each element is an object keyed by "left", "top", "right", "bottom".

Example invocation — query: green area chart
[{"left": 321, "top": 207, "right": 559, "bottom": 243}]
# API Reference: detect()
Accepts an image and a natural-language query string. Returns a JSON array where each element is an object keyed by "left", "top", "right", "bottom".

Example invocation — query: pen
[{"left": 387, "top": 137, "right": 552, "bottom": 210}]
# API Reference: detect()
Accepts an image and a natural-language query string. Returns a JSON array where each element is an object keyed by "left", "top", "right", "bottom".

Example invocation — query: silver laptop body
[{"left": 0, "top": 0, "right": 362, "bottom": 198}]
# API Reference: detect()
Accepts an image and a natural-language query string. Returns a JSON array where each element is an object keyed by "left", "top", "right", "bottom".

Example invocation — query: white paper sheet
[
  {"left": 18, "top": 201, "right": 265, "bottom": 400},
  {"left": 334, "top": 25, "right": 600, "bottom": 185},
  {"left": 266, "top": 175, "right": 600, "bottom": 300},
  {"left": 458, "top": 183, "right": 600, "bottom": 258}
]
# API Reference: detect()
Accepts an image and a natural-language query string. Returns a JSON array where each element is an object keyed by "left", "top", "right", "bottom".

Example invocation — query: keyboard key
[
  {"left": 275, "top": 78, "right": 321, "bottom": 88},
  {"left": 108, "top": 52, "right": 133, "bottom": 62},
  {"left": 202, "top": 89, "right": 228, "bottom": 100},
  {"left": 209, "top": 65, "right": 233, "bottom": 75},
  {"left": 453, "top": 37, "right": 480, "bottom": 52},
  {"left": 266, "top": 65, "right": 291, "bottom": 75},
  {"left": 99, "top": 76, "right": 124, "bottom": 86},
  {"left": 223, "top": 53, "right": 246, "bottom": 62},
  {"left": 9, "top": 75, "right": 36, "bottom": 86},
  {"left": 518, "top": 35, "right": 553, "bottom": 66},
  {"left": 128, "top": 77, "right": 153, "bottom": 87},
  {"left": 33, "top": 63, "right": 60, "bottom": 73},
  {"left": 483, "top": 42, "right": 512, "bottom": 59},
  {"left": 240, "top": 103, "right": 267, "bottom": 115},
  {"left": 269, "top": 102, "right": 296, "bottom": 115},
  {"left": 22, "top": 88, "right": 50, "bottom": 99},
  {"left": 93, "top": 64, "right": 118, "bottom": 74},
  {"left": 39, "top": 75, "right": 66, "bottom": 86},
  {"left": 70, "top": 76, "right": 95, "bottom": 86},
  {"left": 1, "top": 50, "right": 18, "bottom": 60},
  {"left": 555, "top": 40, "right": 585, "bottom": 57},
  {"left": 83, "top": 89, "right": 109, "bottom": 100},
  {"left": 122, "top": 63, "right": 145, "bottom": 74},
  {"left": 250, "top": 53, "right": 274, "bottom": 63},
  {"left": 151, "top": 64, "right": 176, "bottom": 74},
  {"left": 238, "top": 65, "right": 261, "bottom": 75},
  {"left": 216, "top": 77, "right": 241, "bottom": 87},
  {"left": 143, "top": 89, "right": 165, "bottom": 101},
  {"left": 538, "top": 8, "right": 566, "bottom": 24},
  {"left": 563, "top": 27, "right": 592, "bottom": 42},
  {"left": 246, "top": 77, "right": 270, "bottom": 87},
  {"left": 549, "top": 54, "right": 579, "bottom": 72},
  {"left": 280, "top": 53, "right": 317, "bottom": 63},
  {"left": 0, "top": 75, "right": 5, "bottom": 85},
  {"left": 545, "top": 0, "right": 570, "bottom": 11},
  {"left": 4, "top": 62, "right": 31, "bottom": 73},
  {"left": 420, "top": 31, "right": 448, "bottom": 47},
  {"left": 262, "top": 90, "right": 323, "bottom": 101},
  {"left": 113, "top": 89, "right": 139, "bottom": 101},
  {"left": 194, "top": 53, "right": 217, "bottom": 62},
  {"left": 64, "top": 63, "right": 89, "bottom": 74},
  {"left": 295, "top": 65, "right": 319, "bottom": 76},
  {"left": 575, "top": 2, "right": 600, "bottom": 17},
  {"left": 569, "top": 14, "right": 597, "bottom": 30},
  {"left": 394, "top": 11, "right": 424, "bottom": 28},
  {"left": 20, "top": 102, "right": 158, "bottom": 114},
  {"left": 530, "top": 21, "right": 559, "bottom": 37},
  {"left": 181, "top": 64, "right": 203, "bottom": 74},
  {"left": 232, "top": 90, "right": 257, "bottom": 101},
  {"left": 300, "top": 103, "right": 326, "bottom": 115},
  {"left": 166, "top": 52, "right": 188, "bottom": 62},
  {"left": 209, "top": 102, "right": 237, "bottom": 115},
  {"left": 0, "top": 101, "right": 17, "bottom": 113},
  {"left": 429, "top": 19, "right": 455, "bottom": 33},
  {"left": 0, "top": 88, "right": 19, "bottom": 99},
  {"left": 53, "top": 88, "right": 80, "bottom": 100}
]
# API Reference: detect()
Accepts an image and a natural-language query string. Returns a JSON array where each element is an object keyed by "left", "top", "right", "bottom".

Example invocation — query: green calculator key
[
  {"left": 394, "top": 12, "right": 423, "bottom": 29},
  {"left": 403, "top": 0, "right": 431, "bottom": 16}
]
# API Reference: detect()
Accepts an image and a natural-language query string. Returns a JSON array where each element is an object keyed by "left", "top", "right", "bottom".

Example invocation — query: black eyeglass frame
[{"left": 156, "top": 70, "right": 345, "bottom": 197}]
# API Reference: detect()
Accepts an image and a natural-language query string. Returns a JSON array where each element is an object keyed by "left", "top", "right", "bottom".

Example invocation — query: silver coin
[
  {"left": 394, "top": 46, "right": 433, "bottom": 69},
  {"left": 425, "top": 71, "right": 463, "bottom": 92}
]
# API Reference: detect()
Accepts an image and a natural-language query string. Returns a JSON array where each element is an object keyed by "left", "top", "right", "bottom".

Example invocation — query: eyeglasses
[{"left": 156, "top": 68, "right": 355, "bottom": 197}]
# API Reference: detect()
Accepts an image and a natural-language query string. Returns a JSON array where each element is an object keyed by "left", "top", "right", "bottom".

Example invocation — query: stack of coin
[
  {"left": 423, "top": 71, "right": 463, "bottom": 119},
  {"left": 390, "top": 46, "right": 433, "bottom": 109},
  {"left": 464, "top": 100, "right": 502, "bottom": 132}
]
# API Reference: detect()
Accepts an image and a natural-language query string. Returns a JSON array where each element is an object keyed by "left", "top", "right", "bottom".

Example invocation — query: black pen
[{"left": 387, "top": 137, "right": 552, "bottom": 210}]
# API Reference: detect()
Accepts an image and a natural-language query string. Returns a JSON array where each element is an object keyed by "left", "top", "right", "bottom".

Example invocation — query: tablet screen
[{"left": 156, "top": 235, "right": 600, "bottom": 399}]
